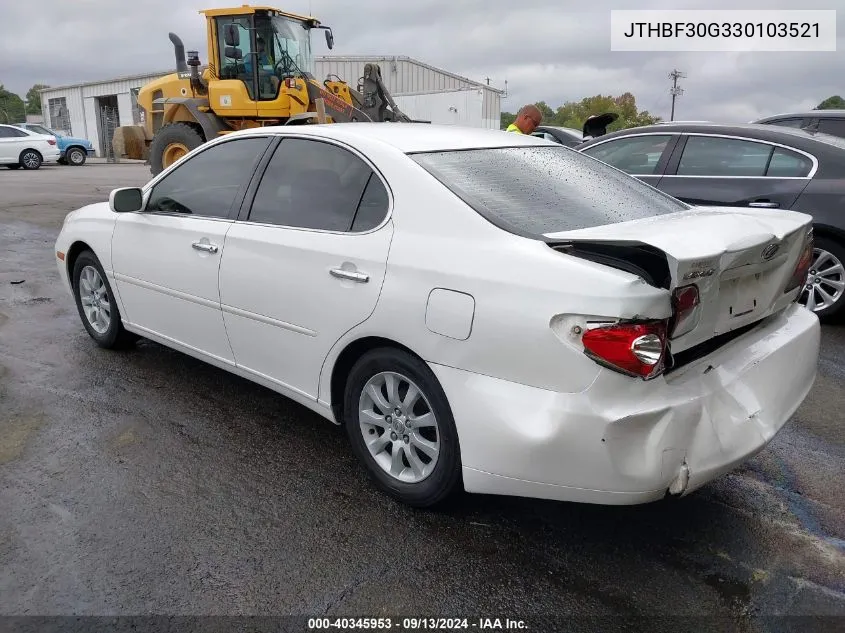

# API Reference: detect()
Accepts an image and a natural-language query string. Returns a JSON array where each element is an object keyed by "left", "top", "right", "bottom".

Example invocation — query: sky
[{"left": 1, "top": 0, "right": 843, "bottom": 123}]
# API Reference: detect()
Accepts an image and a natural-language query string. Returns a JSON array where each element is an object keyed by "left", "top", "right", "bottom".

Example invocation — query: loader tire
[{"left": 149, "top": 123, "right": 205, "bottom": 176}]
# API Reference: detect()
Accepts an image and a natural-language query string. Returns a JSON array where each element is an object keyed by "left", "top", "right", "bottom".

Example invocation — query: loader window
[
  {"left": 247, "top": 138, "right": 381, "bottom": 232},
  {"left": 216, "top": 17, "right": 256, "bottom": 99}
]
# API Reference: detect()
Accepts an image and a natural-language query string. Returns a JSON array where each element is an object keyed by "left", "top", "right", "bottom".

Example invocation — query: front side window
[
  {"left": 248, "top": 138, "right": 385, "bottom": 232},
  {"left": 676, "top": 136, "right": 773, "bottom": 177},
  {"left": 581, "top": 135, "right": 672, "bottom": 175},
  {"left": 412, "top": 145, "right": 688, "bottom": 237},
  {"left": 146, "top": 137, "right": 270, "bottom": 218}
]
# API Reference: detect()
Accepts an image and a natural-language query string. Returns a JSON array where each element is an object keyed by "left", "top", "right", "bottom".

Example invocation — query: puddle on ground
[{"left": 0, "top": 414, "right": 46, "bottom": 464}]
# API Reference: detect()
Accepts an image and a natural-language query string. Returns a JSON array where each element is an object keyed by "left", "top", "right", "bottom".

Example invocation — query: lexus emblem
[{"left": 762, "top": 244, "right": 780, "bottom": 260}]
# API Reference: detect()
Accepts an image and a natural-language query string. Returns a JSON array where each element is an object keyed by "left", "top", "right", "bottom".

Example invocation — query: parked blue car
[{"left": 13, "top": 123, "right": 95, "bottom": 166}]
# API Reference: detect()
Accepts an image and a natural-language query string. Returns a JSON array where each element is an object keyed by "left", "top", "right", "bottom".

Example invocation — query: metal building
[
  {"left": 315, "top": 56, "right": 503, "bottom": 129},
  {"left": 40, "top": 56, "right": 504, "bottom": 158},
  {"left": 39, "top": 70, "right": 172, "bottom": 159}
]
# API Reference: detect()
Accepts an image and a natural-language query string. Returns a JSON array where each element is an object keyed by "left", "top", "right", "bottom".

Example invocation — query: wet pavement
[{"left": 0, "top": 165, "right": 843, "bottom": 629}]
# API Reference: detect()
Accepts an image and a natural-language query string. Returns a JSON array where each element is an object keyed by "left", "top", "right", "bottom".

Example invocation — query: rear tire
[
  {"left": 801, "top": 235, "right": 845, "bottom": 323},
  {"left": 66, "top": 147, "right": 87, "bottom": 166},
  {"left": 19, "top": 150, "right": 42, "bottom": 170},
  {"left": 72, "top": 250, "right": 138, "bottom": 349},
  {"left": 343, "top": 347, "right": 462, "bottom": 508},
  {"left": 149, "top": 122, "right": 205, "bottom": 176}
]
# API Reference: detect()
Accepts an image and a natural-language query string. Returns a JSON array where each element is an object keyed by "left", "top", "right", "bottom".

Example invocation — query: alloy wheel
[
  {"left": 358, "top": 371, "right": 441, "bottom": 484},
  {"left": 78, "top": 265, "right": 112, "bottom": 334},
  {"left": 801, "top": 247, "right": 845, "bottom": 313}
]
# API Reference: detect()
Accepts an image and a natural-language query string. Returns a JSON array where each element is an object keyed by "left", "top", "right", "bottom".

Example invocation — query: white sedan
[
  {"left": 0, "top": 123, "right": 61, "bottom": 169},
  {"left": 54, "top": 123, "right": 820, "bottom": 508}
]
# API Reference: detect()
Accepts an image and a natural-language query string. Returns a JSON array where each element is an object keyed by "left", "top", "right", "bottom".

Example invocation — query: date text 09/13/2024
[{"left": 307, "top": 618, "right": 528, "bottom": 630}]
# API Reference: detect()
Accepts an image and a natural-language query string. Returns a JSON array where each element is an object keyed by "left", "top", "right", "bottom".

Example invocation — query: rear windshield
[{"left": 411, "top": 146, "right": 689, "bottom": 237}]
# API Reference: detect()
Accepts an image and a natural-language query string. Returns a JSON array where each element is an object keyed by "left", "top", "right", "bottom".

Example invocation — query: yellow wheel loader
[{"left": 114, "top": 5, "right": 417, "bottom": 175}]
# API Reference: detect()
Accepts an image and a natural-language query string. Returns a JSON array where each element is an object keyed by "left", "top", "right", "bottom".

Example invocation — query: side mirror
[
  {"left": 224, "top": 23, "right": 240, "bottom": 47},
  {"left": 109, "top": 187, "right": 144, "bottom": 213},
  {"left": 324, "top": 29, "right": 334, "bottom": 50}
]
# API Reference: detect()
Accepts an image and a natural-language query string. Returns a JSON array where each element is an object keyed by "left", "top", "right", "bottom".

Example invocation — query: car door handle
[
  {"left": 748, "top": 201, "right": 779, "bottom": 208},
  {"left": 191, "top": 241, "right": 219, "bottom": 253},
  {"left": 330, "top": 268, "right": 369, "bottom": 283}
]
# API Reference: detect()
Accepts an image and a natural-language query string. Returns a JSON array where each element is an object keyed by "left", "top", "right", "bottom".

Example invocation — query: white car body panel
[
  {"left": 219, "top": 219, "right": 394, "bottom": 399},
  {"left": 0, "top": 124, "right": 60, "bottom": 164},
  {"left": 111, "top": 213, "right": 236, "bottom": 364},
  {"left": 54, "top": 123, "right": 820, "bottom": 505}
]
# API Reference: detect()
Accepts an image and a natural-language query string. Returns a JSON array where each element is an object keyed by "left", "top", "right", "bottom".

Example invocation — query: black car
[
  {"left": 531, "top": 126, "right": 584, "bottom": 147},
  {"left": 531, "top": 112, "right": 619, "bottom": 147},
  {"left": 574, "top": 122, "right": 845, "bottom": 322},
  {"left": 753, "top": 109, "right": 845, "bottom": 140}
]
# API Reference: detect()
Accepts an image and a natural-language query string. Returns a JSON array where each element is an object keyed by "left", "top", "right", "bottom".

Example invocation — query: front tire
[
  {"left": 149, "top": 122, "right": 205, "bottom": 176},
  {"left": 19, "top": 150, "right": 42, "bottom": 170},
  {"left": 66, "top": 147, "right": 87, "bottom": 166},
  {"left": 72, "top": 250, "right": 137, "bottom": 349},
  {"left": 343, "top": 347, "right": 462, "bottom": 508},
  {"left": 800, "top": 235, "right": 845, "bottom": 323}
]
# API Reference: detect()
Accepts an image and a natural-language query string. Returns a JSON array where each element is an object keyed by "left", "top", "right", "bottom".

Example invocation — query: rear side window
[
  {"left": 248, "top": 138, "right": 382, "bottom": 232},
  {"left": 411, "top": 146, "right": 688, "bottom": 237},
  {"left": 766, "top": 147, "right": 814, "bottom": 177},
  {"left": 765, "top": 118, "right": 806, "bottom": 129},
  {"left": 677, "top": 136, "right": 773, "bottom": 177},
  {"left": 817, "top": 118, "right": 845, "bottom": 139}
]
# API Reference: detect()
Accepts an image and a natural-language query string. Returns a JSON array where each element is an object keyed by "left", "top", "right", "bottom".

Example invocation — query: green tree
[
  {"left": 500, "top": 111, "right": 516, "bottom": 129},
  {"left": 0, "top": 85, "right": 26, "bottom": 123},
  {"left": 25, "top": 84, "right": 50, "bottom": 115},
  {"left": 815, "top": 95, "right": 845, "bottom": 110},
  {"left": 534, "top": 101, "right": 555, "bottom": 121},
  {"left": 554, "top": 92, "right": 661, "bottom": 131}
]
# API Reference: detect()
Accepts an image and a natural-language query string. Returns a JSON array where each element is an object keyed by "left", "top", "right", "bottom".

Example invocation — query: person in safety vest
[{"left": 506, "top": 105, "right": 542, "bottom": 135}]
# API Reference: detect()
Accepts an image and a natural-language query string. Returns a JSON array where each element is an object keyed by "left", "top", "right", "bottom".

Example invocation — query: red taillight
[
  {"left": 670, "top": 284, "right": 700, "bottom": 338},
  {"left": 47, "top": 138, "right": 56, "bottom": 145},
  {"left": 285, "top": 78, "right": 297, "bottom": 89},
  {"left": 582, "top": 320, "right": 668, "bottom": 380},
  {"left": 785, "top": 230, "right": 814, "bottom": 295}
]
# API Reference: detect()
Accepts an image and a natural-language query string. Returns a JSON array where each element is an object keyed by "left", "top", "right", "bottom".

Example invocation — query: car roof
[
  {"left": 755, "top": 110, "right": 845, "bottom": 121},
  {"left": 576, "top": 121, "right": 845, "bottom": 152},
  {"left": 223, "top": 122, "right": 553, "bottom": 153}
]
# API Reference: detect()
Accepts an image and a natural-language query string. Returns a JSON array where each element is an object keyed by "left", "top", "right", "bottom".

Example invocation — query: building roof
[{"left": 40, "top": 70, "right": 176, "bottom": 94}]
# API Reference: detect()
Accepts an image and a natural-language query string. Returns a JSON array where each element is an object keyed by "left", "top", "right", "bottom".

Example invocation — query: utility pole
[
  {"left": 669, "top": 69, "right": 686, "bottom": 121},
  {"left": 485, "top": 77, "right": 491, "bottom": 86}
]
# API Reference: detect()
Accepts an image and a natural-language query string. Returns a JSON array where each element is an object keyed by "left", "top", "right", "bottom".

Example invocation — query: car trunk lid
[{"left": 545, "top": 206, "right": 813, "bottom": 353}]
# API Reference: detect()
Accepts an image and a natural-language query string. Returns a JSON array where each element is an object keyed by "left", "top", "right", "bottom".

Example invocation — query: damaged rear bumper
[{"left": 429, "top": 303, "right": 820, "bottom": 505}]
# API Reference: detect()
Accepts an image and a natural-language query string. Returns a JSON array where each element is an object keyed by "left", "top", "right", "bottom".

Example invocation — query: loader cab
[{"left": 204, "top": 6, "right": 331, "bottom": 117}]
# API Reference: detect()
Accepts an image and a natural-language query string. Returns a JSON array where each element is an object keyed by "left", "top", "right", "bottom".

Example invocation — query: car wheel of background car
[
  {"left": 66, "top": 147, "right": 87, "bottom": 166},
  {"left": 149, "top": 122, "right": 205, "bottom": 175},
  {"left": 72, "top": 250, "right": 138, "bottom": 349},
  {"left": 800, "top": 235, "right": 845, "bottom": 322},
  {"left": 5, "top": 164, "right": 21, "bottom": 169},
  {"left": 343, "top": 347, "right": 462, "bottom": 508},
  {"left": 19, "top": 150, "right": 42, "bottom": 170}
]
